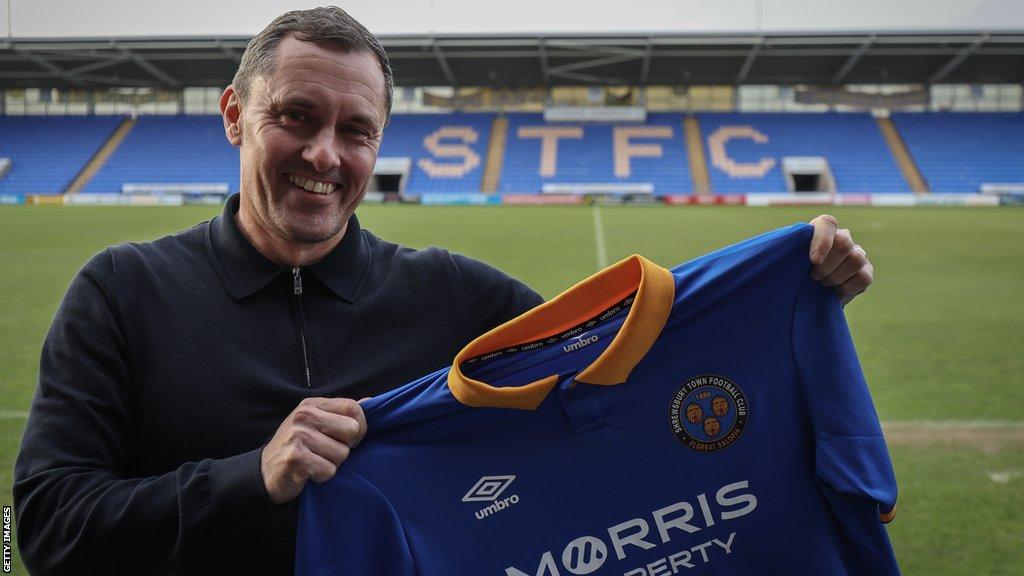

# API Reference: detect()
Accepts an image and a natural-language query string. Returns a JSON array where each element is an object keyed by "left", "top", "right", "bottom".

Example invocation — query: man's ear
[{"left": 220, "top": 86, "right": 243, "bottom": 147}]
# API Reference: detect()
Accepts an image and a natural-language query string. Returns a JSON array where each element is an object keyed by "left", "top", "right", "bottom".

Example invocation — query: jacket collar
[{"left": 206, "top": 193, "right": 369, "bottom": 302}]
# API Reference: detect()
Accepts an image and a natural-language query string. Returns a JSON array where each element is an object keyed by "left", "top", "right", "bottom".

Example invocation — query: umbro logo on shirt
[
  {"left": 563, "top": 334, "right": 599, "bottom": 353},
  {"left": 463, "top": 475, "right": 520, "bottom": 520}
]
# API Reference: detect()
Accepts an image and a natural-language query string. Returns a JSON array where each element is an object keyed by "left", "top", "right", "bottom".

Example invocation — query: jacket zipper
[{"left": 292, "top": 266, "right": 312, "bottom": 388}]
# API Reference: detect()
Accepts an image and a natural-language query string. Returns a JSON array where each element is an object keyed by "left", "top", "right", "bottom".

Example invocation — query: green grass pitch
[{"left": 1, "top": 204, "right": 1022, "bottom": 574}]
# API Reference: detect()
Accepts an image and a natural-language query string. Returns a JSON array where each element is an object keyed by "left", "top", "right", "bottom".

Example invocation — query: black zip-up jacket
[{"left": 14, "top": 194, "right": 543, "bottom": 575}]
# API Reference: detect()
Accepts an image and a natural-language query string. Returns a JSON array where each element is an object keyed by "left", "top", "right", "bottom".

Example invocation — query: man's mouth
[{"left": 286, "top": 173, "right": 338, "bottom": 195}]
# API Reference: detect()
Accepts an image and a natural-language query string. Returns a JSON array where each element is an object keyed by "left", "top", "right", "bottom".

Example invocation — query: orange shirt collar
[{"left": 448, "top": 255, "right": 675, "bottom": 410}]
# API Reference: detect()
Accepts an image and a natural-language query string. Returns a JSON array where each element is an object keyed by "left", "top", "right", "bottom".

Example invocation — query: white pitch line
[
  {"left": 0, "top": 410, "right": 29, "bottom": 419},
  {"left": 591, "top": 204, "right": 608, "bottom": 270},
  {"left": 988, "top": 470, "right": 1022, "bottom": 484}
]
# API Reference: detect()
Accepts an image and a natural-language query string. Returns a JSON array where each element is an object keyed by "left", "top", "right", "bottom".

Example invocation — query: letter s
[
  {"left": 716, "top": 481, "right": 757, "bottom": 520},
  {"left": 417, "top": 127, "right": 481, "bottom": 177}
]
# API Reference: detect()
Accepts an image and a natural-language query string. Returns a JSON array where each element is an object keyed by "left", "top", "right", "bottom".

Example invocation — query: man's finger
[
  {"left": 303, "top": 449, "right": 342, "bottom": 483},
  {"left": 292, "top": 398, "right": 367, "bottom": 445},
  {"left": 308, "top": 398, "right": 368, "bottom": 448},
  {"left": 349, "top": 403, "right": 368, "bottom": 449},
  {"left": 811, "top": 229, "right": 854, "bottom": 281},
  {"left": 819, "top": 245, "right": 868, "bottom": 288},
  {"left": 301, "top": 429, "right": 352, "bottom": 468},
  {"left": 307, "top": 397, "right": 363, "bottom": 417},
  {"left": 836, "top": 263, "right": 875, "bottom": 303},
  {"left": 808, "top": 214, "right": 838, "bottom": 266},
  {"left": 312, "top": 412, "right": 364, "bottom": 446}
]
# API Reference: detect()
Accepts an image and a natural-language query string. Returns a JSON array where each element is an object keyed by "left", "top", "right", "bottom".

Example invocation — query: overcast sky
[{"left": 4, "top": 0, "right": 1023, "bottom": 38}]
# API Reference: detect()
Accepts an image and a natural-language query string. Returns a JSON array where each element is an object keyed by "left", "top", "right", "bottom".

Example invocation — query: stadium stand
[
  {"left": 698, "top": 113, "right": 910, "bottom": 194},
  {"left": 84, "top": 115, "right": 239, "bottom": 194},
  {"left": 378, "top": 113, "right": 493, "bottom": 194},
  {"left": 891, "top": 112, "right": 1024, "bottom": 193},
  {"left": 0, "top": 116, "right": 123, "bottom": 195},
  {"left": 499, "top": 113, "right": 692, "bottom": 194},
  {"left": 9, "top": 112, "right": 1022, "bottom": 197},
  {"left": 67, "top": 113, "right": 495, "bottom": 196}
]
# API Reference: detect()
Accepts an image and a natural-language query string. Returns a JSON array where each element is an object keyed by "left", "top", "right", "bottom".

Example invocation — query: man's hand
[
  {"left": 260, "top": 397, "right": 368, "bottom": 504},
  {"left": 808, "top": 214, "right": 874, "bottom": 306}
]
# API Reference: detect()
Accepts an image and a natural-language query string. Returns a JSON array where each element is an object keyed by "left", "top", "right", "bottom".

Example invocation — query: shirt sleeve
[
  {"left": 792, "top": 275, "right": 901, "bottom": 575},
  {"left": 13, "top": 251, "right": 282, "bottom": 575},
  {"left": 296, "top": 469, "right": 416, "bottom": 576},
  {"left": 450, "top": 253, "right": 545, "bottom": 337}
]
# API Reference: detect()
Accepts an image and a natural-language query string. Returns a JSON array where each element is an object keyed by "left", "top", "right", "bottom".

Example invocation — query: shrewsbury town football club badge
[{"left": 670, "top": 374, "right": 748, "bottom": 452}]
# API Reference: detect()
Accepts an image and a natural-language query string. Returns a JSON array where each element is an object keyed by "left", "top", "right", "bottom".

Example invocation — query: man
[{"left": 14, "top": 6, "right": 874, "bottom": 575}]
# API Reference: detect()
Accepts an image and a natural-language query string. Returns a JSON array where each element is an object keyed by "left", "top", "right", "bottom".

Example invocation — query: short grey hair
[{"left": 232, "top": 6, "right": 393, "bottom": 123}]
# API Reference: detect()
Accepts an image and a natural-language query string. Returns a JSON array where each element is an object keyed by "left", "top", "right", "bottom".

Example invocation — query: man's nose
[{"left": 301, "top": 127, "right": 342, "bottom": 174}]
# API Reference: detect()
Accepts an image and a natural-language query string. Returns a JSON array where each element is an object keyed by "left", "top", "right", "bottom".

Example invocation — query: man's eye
[{"left": 282, "top": 110, "right": 307, "bottom": 122}]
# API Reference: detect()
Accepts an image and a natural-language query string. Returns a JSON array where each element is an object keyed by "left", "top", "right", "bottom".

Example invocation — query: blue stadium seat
[
  {"left": 9, "top": 112, "right": 1017, "bottom": 197},
  {"left": 85, "top": 113, "right": 494, "bottom": 195},
  {"left": 892, "top": 112, "right": 1024, "bottom": 193},
  {"left": 85, "top": 115, "right": 239, "bottom": 193},
  {"left": 0, "top": 116, "right": 123, "bottom": 195},
  {"left": 697, "top": 113, "right": 908, "bottom": 194},
  {"left": 379, "top": 113, "right": 493, "bottom": 194},
  {"left": 499, "top": 113, "right": 692, "bottom": 194}
]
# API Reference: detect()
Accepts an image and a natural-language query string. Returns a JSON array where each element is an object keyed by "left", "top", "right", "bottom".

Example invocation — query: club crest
[{"left": 670, "top": 374, "right": 748, "bottom": 452}]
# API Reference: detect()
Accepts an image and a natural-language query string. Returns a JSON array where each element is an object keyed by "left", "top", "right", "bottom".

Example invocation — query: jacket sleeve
[
  {"left": 792, "top": 275, "right": 901, "bottom": 576},
  {"left": 13, "top": 251, "right": 281, "bottom": 575},
  {"left": 450, "top": 253, "right": 545, "bottom": 337},
  {"left": 295, "top": 469, "right": 416, "bottom": 576}
]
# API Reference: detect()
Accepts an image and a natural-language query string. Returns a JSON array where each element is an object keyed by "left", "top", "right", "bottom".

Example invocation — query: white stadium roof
[
  {"left": 1, "top": 0, "right": 1022, "bottom": 89},
  {"left": 5, "top": 0, "right": 1024, "bottom": 37}
]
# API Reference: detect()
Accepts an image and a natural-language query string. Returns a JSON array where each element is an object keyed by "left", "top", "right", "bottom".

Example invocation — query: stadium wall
[{"left": 50, "top": 192, "right": 1003, "bottom": 208}]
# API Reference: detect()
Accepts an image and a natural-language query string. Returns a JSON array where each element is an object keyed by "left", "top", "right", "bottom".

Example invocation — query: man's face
[{"left": 225, "top": 36, "right": 387, "bottom": 245}]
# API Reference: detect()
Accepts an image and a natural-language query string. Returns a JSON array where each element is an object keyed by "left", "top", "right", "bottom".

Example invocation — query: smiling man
[
  {"left": 224, "top": 35, "right": 387, "bottom": 264},
  {"left": 13, "top": 6, "right": 875, "bottom": 575}
]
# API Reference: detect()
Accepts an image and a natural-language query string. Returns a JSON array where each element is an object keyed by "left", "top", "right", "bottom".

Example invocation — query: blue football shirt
[{"left": 296, "top": 223, "right": 900, "bottom": 576}]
